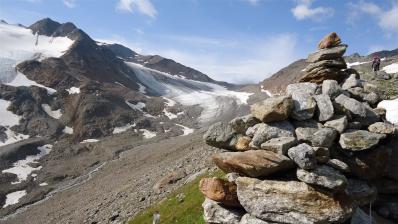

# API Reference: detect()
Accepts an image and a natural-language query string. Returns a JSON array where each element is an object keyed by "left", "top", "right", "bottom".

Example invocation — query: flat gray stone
[
  {"left": 339, "top": 130, "right": 386, "bottom": 151},
  {"left": 297, "top": 165, "right": 348, "bottom": 191},
  {"left": 314, "top": 94, "right": 334, "bottom": 121},
  {"left": 260, "top": 137, "right": 297, "bottom": 155},
  {"left": 287, "top": 143, "right": 317, "bottom": 170}
]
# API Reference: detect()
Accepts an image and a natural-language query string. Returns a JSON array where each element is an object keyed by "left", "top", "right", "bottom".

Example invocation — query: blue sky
[{"left": 1, "top": 0, "right": 398, "bottom": 84}]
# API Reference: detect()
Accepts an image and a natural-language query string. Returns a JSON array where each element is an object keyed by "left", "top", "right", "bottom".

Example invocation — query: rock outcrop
[{"left": 200, "top": 33, "right": 397, "bottom": 224}]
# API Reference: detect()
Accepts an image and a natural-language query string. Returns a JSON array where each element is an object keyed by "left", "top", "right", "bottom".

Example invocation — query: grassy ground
[{"left": 128, "top": 170, "right": 224, "bottom": 224}]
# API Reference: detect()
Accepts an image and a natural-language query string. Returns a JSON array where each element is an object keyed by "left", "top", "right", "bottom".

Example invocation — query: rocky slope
[
  {"left": 0, "top": 18, "right": 252, "bottom": 217},
  {"left": 200, "top": 33, "right": 398, "bottom": 224}
]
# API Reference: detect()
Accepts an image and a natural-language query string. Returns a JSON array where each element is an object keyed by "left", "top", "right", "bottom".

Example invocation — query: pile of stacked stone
[
  {"left": 299, "top": 32, "right": 349, "bottom": 84},
  {"left": 199, "top": 36, "right": 398, "bottom": 224}
]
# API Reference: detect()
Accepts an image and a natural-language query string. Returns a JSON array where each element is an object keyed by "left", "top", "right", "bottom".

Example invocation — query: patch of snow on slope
[
  {"left": 346, "top": 61, "right": 370, "bottom": 68},
  {"left": 7, "top": 72, "right": 57, "bottom": 94},
  {"left": 62, "top": 126, "right": 73, "bottom": 134},
  {"left": 113, "top": 123, "right": 136, "bottom": 134},
  {"left": 66, "top": 86, "right": 80, "bottom": 94},
  {"left": 163, "top": 97, "right": 176, "bottom": 107},
  {"left": 383, "top": 63, "right": 398, "bottom": 74},
  {"left": 39, "top": 182, "right": 48, "bottom": 186},
  {"left": 0, "top": 99, "right": 21, "bottom": 126},
  {"left": 138, "top": 83, "right": 146, "bottom": 93},
  {"left": 2, "top": 144, "right": 53, "bottom": 184},
  {"left": 0, "top": 128, "right": 29, "bottom": 146},
  {"left": 260, "top": 85, "right": 273, "bottom": 97},
  {"left": 176, "top": 124, "right": 194, "bottom": 136},
  {"left": 3, "top": 190, "right": 26, "bottom": 208},
  {"left": 139, "top": 129, "right": 156, "bottom": 139},
  {"left": 81, "top": 139, "right": 100, "bottom": 143},
  {"left": 163, "top": 109, "right": 178, "bottom": 119},
  {"left": 41, "top": 104, "right": 62, "bottom": 119},
  {"left": 377, "top": 98, "right": 398, "bottom": 125},
  {"left": 125, "top": 100, "right": 145, "bottom": 111}
]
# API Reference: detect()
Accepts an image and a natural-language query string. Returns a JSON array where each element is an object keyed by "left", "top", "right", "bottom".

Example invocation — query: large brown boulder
[
  {"left": 199, "top": 177, "right": 240, "bottom": 207},
  {"left": 236, "top": 177, "right": 355, "bottom": 224},
  {"left": 317, "top": 32, "right": 342, "bottom": 49},
  {"left": 212, "top": 150, "right": 294, "bottom": 178}
]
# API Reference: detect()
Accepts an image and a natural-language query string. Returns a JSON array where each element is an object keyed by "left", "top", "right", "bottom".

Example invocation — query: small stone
[
  {"left": 291, "top": 92, "right": 317, "bottom": 121},
  {"left": 314, "top": 94, "right": 334, "bottom": 121},
  {"left": 260, "top": 137, "right": 297, "bottom": 155},
  {"left": 335, "top": 94, "right": 367, "bottom": 117},
  {"left": 368, "top": 122, "right": 397, "bottom": 134},
  {"left": 250, "top": 95, "right": 293, "bottom": 122},
  {"left": 324, "top": 115, "right": 348, "bottom": 134},
  {"left": 234, "top": 136, "right": 252, "bottom": 151},
  {"left": 287, "top": 143, "right": 317, "bottom": 170},
  {"left": 295, "top": 127, "right": 337, "bottom": 148},
  {"left": 212, "top": 150, "right": 294, "bottom": 178},
  {"left": 226, "top": 173, "right": 240, "bottom": 183},
  {"left": 203, "top": 122, "right": 237, "bottom": 150},
  {"left": 297, "top": 165, "right": 348, "bottom": 191},
  {"left": 199, "top": 177, "right": 240, "bottom": 207},
  {"left": 339, "top": 130, "right": 386, "bottom": 151},
  {"left": 363, "top": 92, "right": 380, "bottom": 105},
  {"left": 229, "top": 115, "right": 259, "bottom": 135},
  {"left": 342, "top": 74, "right": 362, "bottom": 90},
  {"left": 322, "top": 79, "right": 342, "bottom": 99},
  {"left": 317, "top": 32, "right": 342, "bottom": 49},
  {"left": 286, "top": 82, "right": 318, "bottom": 95},
  {"left": 307, "top": 45, "right": 347, "bottom": 63},
  {"left": 327, "top": 159, "right": 350, "bottom": 173},
  {"left": 363, "top": 82, "right": 378, "bottom": 93},
  {"left": 202, "top": 198, "right": 244, "bottom": 224},
  {"left": 248, "top": 121, "right": 295, "bottom": 148}
]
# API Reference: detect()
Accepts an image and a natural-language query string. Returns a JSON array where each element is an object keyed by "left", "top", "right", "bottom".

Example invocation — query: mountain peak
[{"left": 29, "top": 17, "right": 61, "bottom": 35}]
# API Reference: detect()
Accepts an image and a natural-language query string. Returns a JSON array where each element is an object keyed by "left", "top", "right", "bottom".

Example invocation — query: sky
[{"left": 1, "top": 0, "right": 398, "bottom": 84}]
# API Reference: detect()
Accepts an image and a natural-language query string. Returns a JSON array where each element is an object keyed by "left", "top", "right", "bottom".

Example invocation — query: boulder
[
  {"left": 353, "top": 103, "right": 381, "bottom": 126},
  {"left": 247, "top": 121, "right": 295, "bottom": 148},
  {"left": 236, "top": 177, "right": 354, "bottom": 224},
  {"left": 295, "top": 127, "right": 337, "bottom": 148},
  {"left": 260, "top": 137, "right": 297, "bottom": 155},
  {"left": 324, "top": 115, "right": 348, "bottom": 134},
  {"left": 229, "top": 115, "right": 259, "bottom": 135},
  {"left": 199, "top": 177, "right": 240, "bottom": 207},
  {"left": 291, "top": 92, "right": 317, "bottom": 121},
  {"left": 212, "top": 150, "right": 294, "bottom": 178},
  {"left": 202, "top": 198, "right": 244, "bottom": 224},
  {"left": 322, "top": 79, "right": 342, "bottom": 99},
  {"left": 368, "top": 122, "right": 397, "bottom": 135},
  {"left": 286, "top": 82, "right": 318, "bottom": 95},
  {"left": 314, "top": 94, "right": 334, "bottom": 121},
  {"left": 296, "top": 165, "right": 348, "bottom": 191},
  {"left": 346, "top": 179, "right": 377, "bottom": 206},
  {"left": 234, "top": 136, "right": 252, "bottom": 151},
  {"left": 339, "top": 130, "right": 386, "bottom": 151},
  {"left": 287, "top": 143, "right": 317, "bottom": 170},
  {"left": 317, "top": 32, "right": 342, "bottom": 49},
  {"left": 363, "top": 92, "right": 380, "bottom": 105},
  {"left": 342, "top": 74, "right": 362, "bottom": 90},
  {"left": 250, "top": 96, "right": 293, "bottom": 122},
  {"left": 300, "top": 67, "right": 345, "bottom": 84},
  {"left": 327, "top": 159, "right": 350, "bottom": 173},
  {"left": 335, "top": 94, "right": 367, "bottom": 117},
  {"left": 204, "top": 122, "right": 237, "bottom": 150},
  {"left": 307, "top": 44, "right": 347, "bottom": 63},
  {"left": 305, "top": 59, "right": 346, "bottom": 74}
]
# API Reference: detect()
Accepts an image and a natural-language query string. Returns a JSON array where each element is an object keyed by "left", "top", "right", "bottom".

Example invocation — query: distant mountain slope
[{"left": 260, "top": 48, "right": 398, "bottom": 94}]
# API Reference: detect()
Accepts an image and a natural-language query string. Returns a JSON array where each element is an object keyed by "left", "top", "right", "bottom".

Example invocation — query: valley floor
[{"left": 2, "top": 132, "right": 219, "bottom": 224}]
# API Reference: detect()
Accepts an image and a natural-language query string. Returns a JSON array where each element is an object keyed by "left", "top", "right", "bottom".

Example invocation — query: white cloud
[
  {"left": 291, "top": 0, "right": 334, "bottom": 21},
  {"left": 116, "top": 0, "right": 157, "bottom": 18},
  {"left": 63, "top": 0, "right": 76, "bottom": 8},
  {"left": 348, "top": 1, "right": 398, "bottom": 35}
]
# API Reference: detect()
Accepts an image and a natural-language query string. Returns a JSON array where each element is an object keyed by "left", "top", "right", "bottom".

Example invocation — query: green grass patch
[{"left": 128, "top": 170, "right": 224, "bottom": 224}]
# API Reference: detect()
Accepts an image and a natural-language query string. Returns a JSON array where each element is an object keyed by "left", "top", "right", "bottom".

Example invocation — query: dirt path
[{"left": 3, "top": 132, "right": 218, "bottom": 224}]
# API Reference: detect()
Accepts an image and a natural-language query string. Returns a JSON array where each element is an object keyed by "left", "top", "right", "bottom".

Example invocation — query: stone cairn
[
  {"left": 199, "top": 33, "right": 398, "bottom": 224},
  {"left": 300, "top": 32, "right": 348, "bottom": 84}
]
